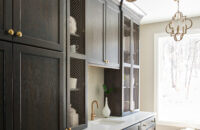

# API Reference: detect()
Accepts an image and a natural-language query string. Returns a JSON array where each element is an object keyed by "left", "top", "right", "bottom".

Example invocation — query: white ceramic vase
[
  {"left": 69, "top": 16, "right": 77, "bottom": 34},
  {"left": 67, "top": 104, "right": 79, "bottom": 127},
  {"left": 102, "top": 97, "right": 111, "bottom": 118}
]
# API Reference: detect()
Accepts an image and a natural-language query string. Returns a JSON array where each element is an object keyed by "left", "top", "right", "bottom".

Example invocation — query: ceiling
[{"left": 133, "top": 0, "right": 200, "bottom": 24}]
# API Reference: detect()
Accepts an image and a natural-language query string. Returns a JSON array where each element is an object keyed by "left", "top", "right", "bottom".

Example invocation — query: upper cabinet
[
  {"left": 86, "top": 0, "right": 120, "bottom": 69},
  {"left": 0, "top": 41, "right": 13, "bottom": 130},
  {"left": 0, "top": 0, "right": 65, "bottom": 51},
  {"left": 105, "top": 1, "right": 120, "bottom": 68},
  {"left": 86, "top": 0, "right": 105, "bottom": 65},
  {"left": 0, "top": 0, "right": 12, "bottom": 40},
  {"left": 104, "top": 3, "right": 142, "bottom": 117}
]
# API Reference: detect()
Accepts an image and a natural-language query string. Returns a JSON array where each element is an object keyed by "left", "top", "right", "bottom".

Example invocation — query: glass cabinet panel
[
  {"left": 124, "top": 17, "right": 131, "bottom": 64},
  {"left": 133, "top": 68, "right": 139, "bottom": 110},
  {"left": 133, "top": 23, "right": 139, "bottom": 65},
  {"left": 124, "top": 67, "right": 131, "bottom": 112}
]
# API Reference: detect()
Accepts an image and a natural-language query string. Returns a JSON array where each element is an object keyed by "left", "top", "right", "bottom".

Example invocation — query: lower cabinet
[
  {"left": 0, "top": 41, "right": 13, "bottom": 130},
  {"left": 0, "top": 41, "right": 66, "bottom": 130},
  {"left": 124, "top": 123, "right": 140, "bottom": 130},
  {"left": 123, "top": 117, "right": 156, "bottom": 130}
]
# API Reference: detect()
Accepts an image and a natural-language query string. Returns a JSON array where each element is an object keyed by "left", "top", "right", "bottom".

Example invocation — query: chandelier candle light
[{"left": 165, "top": 0, "right": 193, "bottom": 41}]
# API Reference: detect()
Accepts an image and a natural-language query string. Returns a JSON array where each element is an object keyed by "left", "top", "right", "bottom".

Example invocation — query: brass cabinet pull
[
  {"left": 16, "top": 31, "right": 23, "bottom": 37},
  {"left": 8, "top": 29, "right": 15, "bottom": 36}
]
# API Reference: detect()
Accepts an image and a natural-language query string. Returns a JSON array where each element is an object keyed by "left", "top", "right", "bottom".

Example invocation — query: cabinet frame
[
  {"left": 13, "top": 44, "right": 66, "bottom": 130},
  {"left": 104, "top": 2, "right": 142, "bottom": 117},
  {"left": 0, "top": 0, "right": 12, "bottom": 41},
  {"left": 86, "top": 0, "right": 120, "bottom": 69},
  {"left": 0, "top": 41, "right": 13, "bottom": 130}
]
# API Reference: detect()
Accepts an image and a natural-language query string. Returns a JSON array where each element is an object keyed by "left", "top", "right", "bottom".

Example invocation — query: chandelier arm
[
  {"left": 165, "top": 24, "right": 171, "bottom": 34},
  {"left": 186, "top": 18, "right": 193, "bottom": 29}
]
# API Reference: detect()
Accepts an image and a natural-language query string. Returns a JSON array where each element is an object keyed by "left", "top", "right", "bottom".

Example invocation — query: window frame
[{"left": 154, "top": 29, "right": 200, "bottom": 129}]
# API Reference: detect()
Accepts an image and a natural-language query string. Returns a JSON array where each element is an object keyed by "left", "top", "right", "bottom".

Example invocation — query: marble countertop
[{"left": 84, "top": 111, "right": 156, "bottom": 130}]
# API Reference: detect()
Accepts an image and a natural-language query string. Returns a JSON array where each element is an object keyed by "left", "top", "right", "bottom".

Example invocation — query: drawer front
[
  {"left": 125, "top": 123, "right": 140, "bottom": 130},
  {"left": 140, "top": 117, "right": 156, "bottom": 130}
]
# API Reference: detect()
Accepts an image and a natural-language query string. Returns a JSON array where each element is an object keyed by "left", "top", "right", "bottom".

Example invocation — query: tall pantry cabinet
[{"left": 0, "top": 0, "right": 66, "bottom": 130}]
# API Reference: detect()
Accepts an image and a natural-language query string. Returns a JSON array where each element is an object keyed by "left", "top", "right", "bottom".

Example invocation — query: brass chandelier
[{"left": 165, "top": 0, "right": 193, "bottom": 41}]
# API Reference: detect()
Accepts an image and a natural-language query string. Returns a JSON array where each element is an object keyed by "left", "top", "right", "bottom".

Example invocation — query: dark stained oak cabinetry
[
  {"left": 13, "top": 44, "right": 65, "bottom": 130},
  {"left": 86, "top": 0, "right": 120, "bottom": 69},
  {"left": 0, "top": 0, "right": 12, "bottom": 41},
  {"left": 0, "top": 43, "right": 66, "bottom": 130},
  {"left": 0, "top": 0, "right": 66, "bottom": 129},
  {"left": 0, "top": 0, "right": 65, "bottom": 51},
  {"left": 0, "top": 41, "right": 13, "bottom": 130},
  {"left": 86, "top": 0, "right": 105, "bottom": 65},
  {"left": 104, "top": 3, "right": 143, "bottom": 117},
  {"left": 105, "top": 1, "right": 120, "bottom": 68}
]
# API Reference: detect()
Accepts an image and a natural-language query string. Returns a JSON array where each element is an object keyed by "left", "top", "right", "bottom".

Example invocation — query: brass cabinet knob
[
  {"left": 16, "top": 31, "right": 23, "bottom": 37},
  {"left": 104, "top": 60, "right": 109, "bottom": 64},
  {"left": 68, "top": 128, "right": 71, "bottom": 130},
  {"left": 8, "top": 29, "right": 15, "bottom": 36}
]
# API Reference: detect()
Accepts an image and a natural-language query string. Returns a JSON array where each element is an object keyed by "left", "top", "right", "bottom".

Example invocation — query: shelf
[
  {"left": 133, "top": 65, "right": 140, "bottom": 69},
  {"left": 124, "top": 63, "right": 131, "bottom": 68},
  {"left": 70, "top": 88, "right": 80, "bottom": 92},
  {"left": 123, "top": 86, "right": 130, "bottom": 89},
  {"left": 70, "top": 33, "right": 80, "bottom": 38},
  {"left": 70, "top": 53, "right": 86, "bottom": 60}
]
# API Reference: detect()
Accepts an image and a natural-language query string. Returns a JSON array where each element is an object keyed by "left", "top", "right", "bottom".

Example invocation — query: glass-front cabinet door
[
  {"left": 123, "top": 15, "right": 140, "bottom": 114},
  {"left": 132, "top": 23, "right": 140, "bottom": 111},
  {"left": 123, "top": 16, "right": 132, "bottom": 113}
]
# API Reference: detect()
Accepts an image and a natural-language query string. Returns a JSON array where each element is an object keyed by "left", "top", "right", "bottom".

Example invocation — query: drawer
[
  {"left": 140, "top": 117, "right": 156, "bottom": 130},
  {"left": 124, "top": 123, "right": 141, "bottom": 130}
]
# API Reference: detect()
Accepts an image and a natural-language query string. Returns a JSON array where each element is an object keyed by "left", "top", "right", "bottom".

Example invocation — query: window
[{"left": 155, "top": 33, "right": 200, "bottom": 128}]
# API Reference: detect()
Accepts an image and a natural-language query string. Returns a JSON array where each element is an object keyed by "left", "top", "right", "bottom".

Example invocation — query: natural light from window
[{"left": 156, "top": 33, "right": 200, "bottom": 128}]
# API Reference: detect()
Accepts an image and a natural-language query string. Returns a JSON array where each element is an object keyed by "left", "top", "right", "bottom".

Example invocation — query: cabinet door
[
  {"left": 0, "top": 41, "right": 13, "bottom": 130},
  {"left": 105, "top": 1, "right": 120, "bottom": 68},
  {"left": 86, "top": 0, "right": 105, "bottom": 65},
  {"left": 13, "top": 44, "right": 65, "bottom": 130},
  {"left": 0, "top": 0, "right": 12, "bottom": 41},
  {"left": 13, "top": 0, "right": 65, "bottom": 51},
  {"left": 124, "top": 123, "right": 140, "bottom": 130}
]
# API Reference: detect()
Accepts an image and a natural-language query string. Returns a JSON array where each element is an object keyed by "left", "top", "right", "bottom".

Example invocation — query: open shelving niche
[{"left": 67, "top": 0, "right": 87, "bottom": 129}]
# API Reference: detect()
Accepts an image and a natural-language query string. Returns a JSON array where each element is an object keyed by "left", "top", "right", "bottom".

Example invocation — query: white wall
[
  {"left": 87, "top": 66, "right": 104, "bottom": 120},
  {"left": 140, "top": 16, "right": 200, "bottom": 130}
]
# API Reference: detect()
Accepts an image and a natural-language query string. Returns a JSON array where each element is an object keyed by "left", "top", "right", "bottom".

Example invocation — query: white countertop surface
[{"left": 84, "top": 111, "right": 155, "bottom": 130}]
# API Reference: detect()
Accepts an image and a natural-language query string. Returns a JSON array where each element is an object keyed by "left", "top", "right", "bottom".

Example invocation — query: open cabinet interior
[{"left": 67, "top": 0, "right": 87, "bottom": 129}]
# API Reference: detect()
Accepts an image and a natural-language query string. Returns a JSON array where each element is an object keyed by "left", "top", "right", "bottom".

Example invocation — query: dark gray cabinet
[
  {"left": 104, "top": 3, "right": 142, "bottom": 117},
  {"left": 86, "top": 0, "right": 120, "bottom": 69},
  {"left": 0, "top": 41, "right": 13, "bottom": 130},
  {"left": 13, "top": 44, "right": 65, "bottom": 130},
  {"left": 0, "top": 0, "right": 67, "bottom": 130},
  {"left": 86, "top": 0, "right": 105, "bottom": 65},
  {"left": 0, "top": 42, "right": 66, "bottom": 130},
  {"left": 0, "top": 0, "right": 65, "bottom": 51},
  {"left": 0, "top": 0, "right": 12, "bottom": 41},
  {"left": 124, "top": 123, "right": 140, "bottom": 130},
  {"left": 105, "top": 0, "right": 120, "bottom": 68},
  {"left": 124, "top": 117, "right": 156, "bottom": 130}
]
